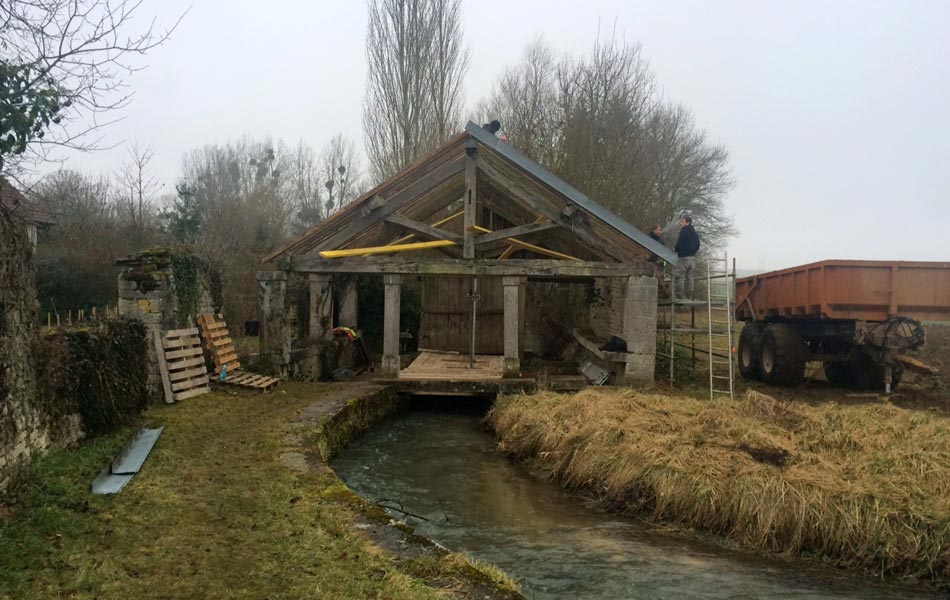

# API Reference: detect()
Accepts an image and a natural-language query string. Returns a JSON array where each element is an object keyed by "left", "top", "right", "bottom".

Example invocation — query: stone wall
[
  {"left": 0, "top": 207, "right": 45, "bottom": 489},
  {"left": 117, "top": 249, "right": 218, "bottom": 402}
]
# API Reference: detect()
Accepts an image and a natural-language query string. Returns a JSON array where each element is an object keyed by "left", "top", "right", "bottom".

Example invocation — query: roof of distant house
[{"left": 0, "top": 178, "right": 57, "bottom": 226}]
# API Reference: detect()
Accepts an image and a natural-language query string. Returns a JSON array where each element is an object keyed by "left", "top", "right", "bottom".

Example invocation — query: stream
[{"left": 332, "top": 402, "right": 939, "bottom": 599}]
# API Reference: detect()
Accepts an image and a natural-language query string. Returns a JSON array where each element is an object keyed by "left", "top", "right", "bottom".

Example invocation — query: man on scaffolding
[{"left": 674, "top": 215, "right": 700, "bottom": 299}]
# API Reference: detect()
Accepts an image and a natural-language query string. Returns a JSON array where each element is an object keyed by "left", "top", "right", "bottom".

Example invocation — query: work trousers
[{"left": 675, "top": 256, "right": 696, "bottom": 299}]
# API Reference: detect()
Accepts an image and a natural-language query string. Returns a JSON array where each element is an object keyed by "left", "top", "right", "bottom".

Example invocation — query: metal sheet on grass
[{"left": 91, "top": 425, "right": 164, "bottom": 495}]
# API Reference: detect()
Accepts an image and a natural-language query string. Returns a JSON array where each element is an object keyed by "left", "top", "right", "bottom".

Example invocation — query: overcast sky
[{"left": 43, "top": 0, "right": 950, "bottom": 272}]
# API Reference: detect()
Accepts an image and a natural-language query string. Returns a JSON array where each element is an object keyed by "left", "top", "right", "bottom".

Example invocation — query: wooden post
[
  {"left": 463, "top": 139, "right": 477, "bottom": 259},
  {"left": 518, "top": 277, "right": 527, "bottom": 357},
  {"left": 503, "top": 276, "right": 524, "bottom": 377},
  {"left": 308, "top": 273, "right": 333, "bottom": 342},
  {"left": 257, "top": 271, "right": 291, "bottom": 376},
  {"left": 382, "top": 274, "right": 402, "bottom": 378},
  {"left": 339, "top": 277, "right": 359, "bottom": 328}
]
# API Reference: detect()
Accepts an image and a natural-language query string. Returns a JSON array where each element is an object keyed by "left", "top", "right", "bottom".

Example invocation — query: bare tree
[
  {"left": 428, "top": 0, "right": 469, "bottom": 142},
  {"left": 363, "top": 0, "right": 468, "bottom": 183},
  {"left": 0, "top": 0, "right": 185, "bottom": 177},
  {"left": 475, "top": 38, "right": 559, "bottom": 167},
  {"left": 284, "top": 141, "right": 324, "bottom": 232},
  {"left": 319, "top": 134, "right": 363, "bottom": 218},
  {"left": 117, "top": 139, "right": 159, "bottom": 230},
  {"left": 477, "top": 33, "right": 736, "bottom": 249}
]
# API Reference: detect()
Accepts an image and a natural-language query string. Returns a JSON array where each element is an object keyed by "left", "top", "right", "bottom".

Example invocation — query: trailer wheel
[
  {"left": 823, "top": 361, "right": 850, "bottom": 387},
  {"left": 738, "top": 324, "right": 763, "bottom": 380},
  {"left": 759, "top": 324, "right": 806, "bottom": 386}
]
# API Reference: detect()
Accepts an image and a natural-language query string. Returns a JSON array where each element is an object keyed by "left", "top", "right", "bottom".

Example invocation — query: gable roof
[
  {"left": 265, "top": 123, "right": 676, "bottom": 265},
  {"left": 464, "top": 123, "right": 675, "bottom": 263}
]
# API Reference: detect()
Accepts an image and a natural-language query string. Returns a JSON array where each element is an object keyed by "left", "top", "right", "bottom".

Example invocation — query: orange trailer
[{"left": 735, "top": 260, "right": 950, "bottom": 391}]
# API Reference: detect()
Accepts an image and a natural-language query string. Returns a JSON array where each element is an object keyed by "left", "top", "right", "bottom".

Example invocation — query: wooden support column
[
  {"left": 621, "top": 274, "right": 659, "bottom": 387},
  {"left": 382, "top": 274, "right": 402, "bottom": 378},
  {"left": 339, "top": 277, "right": 358, "bottom": 328},
  {"left": 503, "top": 276, "right": 524, "bottom": 377},
  {"left": 463, "top": 139, "right": 477, "bottom": 259},
  {"left": 308, "top": 273, "right": 333, "bottom": 342},
  {"left": 257, "top": 271, "right": 291, "bottom": 376},
  {"left": 518, "top": 277, "right": 527, "bottom": 357}
]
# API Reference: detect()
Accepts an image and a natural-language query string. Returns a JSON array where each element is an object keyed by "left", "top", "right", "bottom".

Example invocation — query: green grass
[{"left": 0, "top": 384, "right": 467, "bottom": 599}]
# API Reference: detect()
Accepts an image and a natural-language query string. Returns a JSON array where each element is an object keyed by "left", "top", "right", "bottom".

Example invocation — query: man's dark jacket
[
  {"left": 674, "top": 225, "right": 700, "bottom": 258},
  {"left": 647, "top": 231, "right": 662, "bottom": 264}
]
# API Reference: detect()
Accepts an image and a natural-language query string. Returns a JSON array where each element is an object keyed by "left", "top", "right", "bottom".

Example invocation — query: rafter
[{"left": 474, "top": 220, "right": 560, "bottom": 245}]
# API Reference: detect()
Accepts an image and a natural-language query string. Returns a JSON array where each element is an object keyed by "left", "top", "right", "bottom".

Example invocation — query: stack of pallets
[
  {"left": 197, "top": 313, "right": 241, "bottom": 372},
  {"left": 196, "top": 313, "right": 279, "bottom": 393},
  {"left": 155, "top": 328, "right": 211, "bottom": 403}
]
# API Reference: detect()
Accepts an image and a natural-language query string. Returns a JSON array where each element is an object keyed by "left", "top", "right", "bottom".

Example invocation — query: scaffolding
[{"left": 656, "top": 254, "right": 737, "bottom": 400}]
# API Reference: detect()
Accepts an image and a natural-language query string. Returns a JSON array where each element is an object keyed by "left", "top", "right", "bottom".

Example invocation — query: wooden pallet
[
  {"left": 158, "top": 328, "right": 211, "bottom": 403},
  {"left": 196, "top": 313, "right": 279, "bottom": 393},
  {"left": 217, "top": 371, "right": 280, "bottom": 392},
  {"left": 401, "top": 351, "right": 504, "bottom": 381},
  {"left": 197, "top": 313, "right": 240, "bottom": 372}
]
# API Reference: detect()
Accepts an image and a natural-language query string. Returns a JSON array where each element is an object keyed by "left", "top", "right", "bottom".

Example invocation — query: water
[{"left": 332, "top": 406, "right": 940, "bottom": 599}]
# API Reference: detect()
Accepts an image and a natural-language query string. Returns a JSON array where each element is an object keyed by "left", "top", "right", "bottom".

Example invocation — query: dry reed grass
[{"left": 487, "top": 388, "right": 950, "bottom": 580}]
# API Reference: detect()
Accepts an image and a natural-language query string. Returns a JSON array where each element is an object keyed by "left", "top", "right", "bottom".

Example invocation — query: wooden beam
[
  {"left": 386, "top": 208, "right": 464, "bottom": 247},
  {"left": 463, "top": 141, "right": 477, "bottom": 258},
  {"left": 316, "top": 157, "right": 464, "bottom": 254},
  {"left": 469, "top": 225, "right": 580, "bottom": 262},
  {"left": 474, "top": 220, "right": 560, "bottom": 245},
  {"left": 320, "top": 240, "right": 457, "bottom": 258},
  {"left": 498, "top": 216, "right": 545, "bottom": 259},
  {"left": 385, "top": 213, "right": 464, "bottom": 244},
  {"left": 288, "top": 256, "right": 653, "bottom": 278}
]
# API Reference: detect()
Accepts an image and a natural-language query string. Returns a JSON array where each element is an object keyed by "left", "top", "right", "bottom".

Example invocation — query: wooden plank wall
[{"left": 419, "top": 276, "right": 504, "bottom": 354}]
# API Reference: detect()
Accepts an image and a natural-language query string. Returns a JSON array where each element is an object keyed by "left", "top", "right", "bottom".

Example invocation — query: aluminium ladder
[{"left": 656, "top": 254, "right": 737, "bottom": 400}]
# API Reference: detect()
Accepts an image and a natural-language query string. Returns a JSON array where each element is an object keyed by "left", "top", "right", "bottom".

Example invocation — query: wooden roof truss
[{"left": 265, "top": 122, "right": 676, "bottom": 271}]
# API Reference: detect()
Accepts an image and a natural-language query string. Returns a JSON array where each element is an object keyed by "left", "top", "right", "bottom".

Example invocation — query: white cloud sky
[{"left": 37, "top": 0, "right": 950, "bottom": 272}]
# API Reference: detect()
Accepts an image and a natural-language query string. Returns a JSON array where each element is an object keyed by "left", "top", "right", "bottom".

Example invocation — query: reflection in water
[{"left": 332, "top": 408, "right": 937, "bottom": 599}]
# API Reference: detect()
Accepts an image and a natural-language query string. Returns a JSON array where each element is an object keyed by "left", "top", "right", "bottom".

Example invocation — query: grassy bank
[
  {"left": 0, "top": 383, "right": 518, "bottom": 599},
  {"left": 488, "top": 388, "right": 950, "bottom": 580}
]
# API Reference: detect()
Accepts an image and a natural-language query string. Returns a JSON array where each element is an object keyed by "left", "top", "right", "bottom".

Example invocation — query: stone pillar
[
  {"left": 308, "top": 273, "right": 333, "bottom": 342},
  {"left": 382, "top": 274, "right": 402, "bottom": 378},
  {"left": 258, "top": 271, "right": 291, "bottom": 375},
  {"left": 339, "top": 278, "right": 359, "bottom": 328},
  {"left": 621, "top": 275, "right": 659, "bottom": 387},
  {"left": 503, "top": 276, "right": 524, "bottom": 377}
]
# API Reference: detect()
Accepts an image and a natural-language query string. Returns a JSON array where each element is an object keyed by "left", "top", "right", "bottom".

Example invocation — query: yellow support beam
[
  {"left": 321, "top": 239, "right": 457, "bottom": 258},
  {"left": 499, "top": 215, "right": 547, "bottom": 259},
  {"left": 470, "top": 223, "right": 580, "bottom": 262}
]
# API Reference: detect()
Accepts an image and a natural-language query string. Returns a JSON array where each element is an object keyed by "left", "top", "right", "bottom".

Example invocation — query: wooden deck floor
[{"left": 400, "top": 351, "right": 504, "bottom": 381}]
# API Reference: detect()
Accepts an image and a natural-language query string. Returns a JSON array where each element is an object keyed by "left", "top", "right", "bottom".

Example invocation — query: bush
[{"left": 36, "top": 316, "right": 150, "bottom": 437}]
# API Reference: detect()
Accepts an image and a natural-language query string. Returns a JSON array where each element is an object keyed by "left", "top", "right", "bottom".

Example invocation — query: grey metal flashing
[
  {"left": 465, "top": 121, "right": 679, "bottom": 265},
  {"left": 91, "top": 426, "right": 164, "bottom": 494}
]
